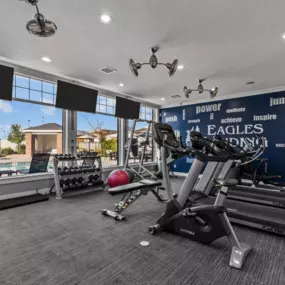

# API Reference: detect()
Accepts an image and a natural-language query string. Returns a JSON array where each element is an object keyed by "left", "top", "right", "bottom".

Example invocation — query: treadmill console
[{"left": 153, "top": 123, "right": 179, "bottom": 148}]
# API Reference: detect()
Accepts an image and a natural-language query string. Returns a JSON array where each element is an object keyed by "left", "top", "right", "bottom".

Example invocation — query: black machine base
[
  {"left": 150, "top": 200, "right": 230, "bottom": 244},
  {"left": 0, "top": 194, "right": 49, "bottom": 211}
]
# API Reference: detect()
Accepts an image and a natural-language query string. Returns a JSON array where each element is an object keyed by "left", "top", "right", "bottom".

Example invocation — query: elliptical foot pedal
[
  {"left": 229, "top": 243, "right": 251, "bottom": 269},
  {"left": 148, "top": 225, "right": 160, "bottom": 235},
  {"left": 101, "top": 209, "right": 126, "bottom": 221}
]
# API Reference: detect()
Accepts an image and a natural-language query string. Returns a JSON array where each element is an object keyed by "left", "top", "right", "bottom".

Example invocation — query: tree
[
  {"left": 101, "top": 138, "right": 117, "bottom": 154},
  {"left": 85, "top": 119, "right": 107, "bottom": 155},
  {"left": 8, "top": 124, "right": 25, "bottom": 153}
]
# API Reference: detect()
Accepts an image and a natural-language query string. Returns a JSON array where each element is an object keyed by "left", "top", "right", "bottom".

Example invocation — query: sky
[{"left": 0, "top": 99, "right": 147, "bottom": 139}]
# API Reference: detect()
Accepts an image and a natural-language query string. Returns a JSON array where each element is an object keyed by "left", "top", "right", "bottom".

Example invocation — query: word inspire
[
  {"left": 165, "top": 116, "right": 178, "bottom": 123},
  {"left": 196, "top": 103, "right": 222, "bottom": 114},
  {"left": 253, "top": 114, "right": 277, "bottom": 121},
  {"left": 270, "top": 97, "right": 285, "bottom": 107}
]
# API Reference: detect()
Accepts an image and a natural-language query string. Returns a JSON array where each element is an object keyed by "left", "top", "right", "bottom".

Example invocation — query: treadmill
[
  {"left": 212, "top": 136, "right": 285, "bottom": 209},
  {"left": 189, "top": 132, "right": 285, "bottom": 236}
]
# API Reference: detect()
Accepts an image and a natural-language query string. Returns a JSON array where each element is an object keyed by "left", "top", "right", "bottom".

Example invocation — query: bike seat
[{"left": 215, "top": 178, "right": 238, "bottom": 187}]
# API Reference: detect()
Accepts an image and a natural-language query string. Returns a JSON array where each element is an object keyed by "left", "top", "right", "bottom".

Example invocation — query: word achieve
[{"left": 221, "top": 117, "right": 242, "bottom": 124}]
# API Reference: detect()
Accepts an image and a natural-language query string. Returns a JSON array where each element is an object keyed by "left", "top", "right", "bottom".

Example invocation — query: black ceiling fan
[
  {"left": 183, "top": 79, "right": 218, "bottom": 99},
  {"left": 19, "top": 0, "right": 58, "bottom": 37},
  {"left": 129, "top": 47, "right": 178, "bottom": 77}
]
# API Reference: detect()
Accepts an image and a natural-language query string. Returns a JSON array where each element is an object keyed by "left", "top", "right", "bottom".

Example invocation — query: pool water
[{"left": 0, "top": 161, "right": 54, "bottom": 172}]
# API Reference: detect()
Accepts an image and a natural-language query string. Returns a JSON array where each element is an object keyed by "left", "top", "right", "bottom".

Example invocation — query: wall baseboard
[{"left": 173, "top": 172, "right": 188, "bottom": 177}]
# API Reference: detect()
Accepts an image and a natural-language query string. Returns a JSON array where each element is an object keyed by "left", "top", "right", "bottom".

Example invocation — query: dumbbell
[
  {"left": 87, "top": 166, "right": 96, "bottom": 173},
  {"left": 88, "top": 174, "right": 100, "bottom": 185},
  {"left": 56, "top": 154, "right": 64, "bottom": 160},
  {"left": 77, "top": 177, "right": 88, "bottom": 188},
  {"left": 60, "top": 178, "right": 71, "bottom": 191},
  {"left": 68, "top": 167, "right": 78, "bottom": 174},
  {"left": 74, "top": 167, "right": 82, "bottom": 174},
  {"left": 59, "top": 167, "right": 70, "bottom": 175},
  {"left": 70, "top": 177, "right": 82, "bottom": 188}
]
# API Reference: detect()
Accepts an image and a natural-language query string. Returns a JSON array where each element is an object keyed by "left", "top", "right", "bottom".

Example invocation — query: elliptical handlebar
[{"left": 211, "top": 134, "right": 266, "bottom": 165}]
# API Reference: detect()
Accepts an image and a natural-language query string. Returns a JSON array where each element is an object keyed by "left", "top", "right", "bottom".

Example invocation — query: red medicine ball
[{"left": 108, "top": 169, "right": 130, "bottom": 188}]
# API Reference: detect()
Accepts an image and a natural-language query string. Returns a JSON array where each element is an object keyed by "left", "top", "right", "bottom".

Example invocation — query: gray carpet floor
[{"left": 0, "top": 178, "right": 285, "bottom": 285}]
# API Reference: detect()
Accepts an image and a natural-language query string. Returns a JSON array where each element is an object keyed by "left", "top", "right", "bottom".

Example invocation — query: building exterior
[{"left": 23, "top": 123, "right": 63, "bottom": 156}]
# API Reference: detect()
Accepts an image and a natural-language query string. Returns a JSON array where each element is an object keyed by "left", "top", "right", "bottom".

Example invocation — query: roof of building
[{"left": 23, "top": 123, "right": 62, "bottom": 132}]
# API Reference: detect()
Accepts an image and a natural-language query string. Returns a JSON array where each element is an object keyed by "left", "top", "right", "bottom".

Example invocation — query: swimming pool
[{"left": 0, "top": 161, "right": 54, "bottom": 172}]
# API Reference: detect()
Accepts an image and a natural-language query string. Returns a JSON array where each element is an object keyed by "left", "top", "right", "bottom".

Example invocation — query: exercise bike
[{"left": 149, "top": 123, "right": 251, "bottom": 269}]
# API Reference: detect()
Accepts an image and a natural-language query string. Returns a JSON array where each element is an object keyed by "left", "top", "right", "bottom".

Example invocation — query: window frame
[
  {"left": 96, "top": 95, "right": 116, "bottom": 116},
  {"left": 13, "top": 74, "right": 57, "bottom": 105},
  {"left": 140, "top": 105, "right": 153, "bottom": 121}
]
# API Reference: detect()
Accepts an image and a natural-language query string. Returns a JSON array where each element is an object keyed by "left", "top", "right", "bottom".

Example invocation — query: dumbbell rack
[{"left": 52, "top": 155, "right": 104, "bottom": 199}]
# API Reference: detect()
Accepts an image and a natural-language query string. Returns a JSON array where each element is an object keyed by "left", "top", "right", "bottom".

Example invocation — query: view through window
[
  {"left": 0, "top": 99, "right": 62, "bottom": 173},
  {"left": 0, "top": 75, "right": 154, "bottom": 173},
  {"left": 128, "top": 106, "right": 154, "bottom": 165},
  {"left": 78, "top": 96, "right": 118, "bottom": 167}
]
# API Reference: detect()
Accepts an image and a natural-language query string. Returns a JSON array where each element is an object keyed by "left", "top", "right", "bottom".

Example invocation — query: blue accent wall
[{"left": 160, "top": 91, "right": 285, "bottom": 179}]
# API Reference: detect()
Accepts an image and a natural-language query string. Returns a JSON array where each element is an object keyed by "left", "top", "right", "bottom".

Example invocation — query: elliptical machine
[{"left": 149, "top": 123, "right": 251, "bottom": 269}]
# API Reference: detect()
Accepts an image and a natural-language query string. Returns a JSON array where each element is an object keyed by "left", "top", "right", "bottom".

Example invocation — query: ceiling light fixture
[
  {"left": 41, "top": 57, "right": 52, "bottom": 62},
  {"left": 161, "top": 98, "right": 165, "bottom": 101},
  {"left": 282, "top": 34, "right": 285, "bottom": 39},
  {"left": 100, "top": 14, "right": 112, "bottom": 24},
  {"left": 119, "top": 83, "right": 124, "bottom": 87},
  {"left": 177, "top": 65, "right": 184, "bottom": 70}
]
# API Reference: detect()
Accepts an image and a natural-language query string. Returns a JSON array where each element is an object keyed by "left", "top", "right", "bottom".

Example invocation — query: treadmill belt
[
  {"left": 0, "top": 194, "right": 49, "bottom": 210},
  {"left": 200, "top": 197, "right": 285, "bottom": 236},
  {"left": 228, "top": 188, "right": 285, "bottom": 208}
]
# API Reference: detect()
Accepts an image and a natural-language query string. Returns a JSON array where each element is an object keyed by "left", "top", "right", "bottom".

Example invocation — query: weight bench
[{"left": 102, "top": 179, "right": 166, "bottom": 221}]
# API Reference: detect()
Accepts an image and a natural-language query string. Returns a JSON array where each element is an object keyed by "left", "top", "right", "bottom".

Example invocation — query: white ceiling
[{"left": 1, "top": 0, "right": 285, "bottom": 107}]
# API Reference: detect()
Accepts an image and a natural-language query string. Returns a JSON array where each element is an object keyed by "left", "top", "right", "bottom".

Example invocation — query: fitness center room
[{"left": 1, "top": 1, "right": 285, "bottom": 285}]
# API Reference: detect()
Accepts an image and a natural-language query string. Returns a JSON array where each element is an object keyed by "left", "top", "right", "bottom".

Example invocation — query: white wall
[
  {"left": 0, "top": 140, "right": 25, "bottom": 151},
  {"left": 36, "top": 135, "right": 57, "bottom": 152}
]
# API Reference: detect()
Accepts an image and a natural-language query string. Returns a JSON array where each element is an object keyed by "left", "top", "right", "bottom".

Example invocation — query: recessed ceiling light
[
  {"left": 41, "top": 57, "right": 52, "bottom": 63},
  {"left": 177, "top": 65, "right": 184, "bottom": 70},
  {"left": 282, "top": 34, "right": 285, "bottom": 39},
  {"left": 100, "top": 14, "right": 112, "bottom": 24},
  {"left": 161, "top": 98, "right": 165, "bottom": 101},
  {"left": 246, "top": 81, "right": 255, "bottom": 85},
  {"left": 119, "top": 83, "right": 124, "bottom": 87}
]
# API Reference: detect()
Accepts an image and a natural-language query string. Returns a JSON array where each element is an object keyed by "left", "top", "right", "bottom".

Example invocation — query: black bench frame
[{"left": 102, "top": 179, "right": 166, "bottom": 221}]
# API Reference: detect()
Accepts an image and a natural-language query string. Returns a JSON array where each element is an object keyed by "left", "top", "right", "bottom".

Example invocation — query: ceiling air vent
[
  {"left": 99, "top": 67, "right": 117, "bottom": 74},
  {"left": 170, "top": 94, "right": 181, "bottom": 98}
]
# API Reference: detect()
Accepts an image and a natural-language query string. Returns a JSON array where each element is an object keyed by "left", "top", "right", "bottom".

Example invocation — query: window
[
  {"left": 0, "top": 100, "right": 62, "bottom": 174},
  {"left": 13, "top": 74, "right": 56, "bottom": 105},
  {"left": 96, "top": 95, "right": 115, "bottom": 115},
  {"left": 127, "top": 119, "right": 154, "bottom": 165},
  {"left": 140, "top": 105, "right": 153, "bottom": 121},
  {"left": 77, "top": 112, "right": 118, "bottom": 167}
]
